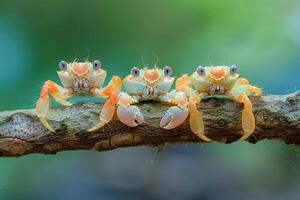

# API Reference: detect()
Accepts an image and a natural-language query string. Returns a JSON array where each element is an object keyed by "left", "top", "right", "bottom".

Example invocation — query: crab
[
  {"left": 36, "top": 60, "right": 122, "bottom": 132},
  {"left": 117, "top": 66, "right": 189, "bottom": 130},
  {"left": 176, "top": 65, "right": 262, "bottom": 142}
]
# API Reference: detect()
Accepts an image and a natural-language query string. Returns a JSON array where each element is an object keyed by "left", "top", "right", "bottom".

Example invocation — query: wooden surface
[{"left": 0, "top": 91, "right": 299, "bottom": 157}]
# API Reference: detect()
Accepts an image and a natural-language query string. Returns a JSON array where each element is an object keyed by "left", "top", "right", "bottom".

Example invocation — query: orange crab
[
  {"left": 177, "top": 65, "right": 262, "bottom": 141},
  {"left": 36, "top": 60, "right": 122, "bottom": 132}
]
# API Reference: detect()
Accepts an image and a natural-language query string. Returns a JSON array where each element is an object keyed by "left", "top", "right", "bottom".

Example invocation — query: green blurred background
[{"left": 0, "top": 0, "right": 300, "bottom": 199}]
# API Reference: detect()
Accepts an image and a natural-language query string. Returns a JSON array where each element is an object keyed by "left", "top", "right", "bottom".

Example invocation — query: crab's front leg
[
  {"left": 36, "top": 80, "right": 72, "bottom": 132},
  {"left": 88, "top": 76, "right": 122, "bottom": 132},
  {"left": 159, "top": 91, "right": 189, "bottom": 130},
  {"left": 228, "top": 78, "right": 262, "bottom": 140},
  {"left": 117, "top": 93, "right": 144, "bottom": 127},
  {"left": 176, "top": 74, "right": 212, "bottom": 142},
  {"left": 188, "top": 91, "right": 212, "bottom": 142}
]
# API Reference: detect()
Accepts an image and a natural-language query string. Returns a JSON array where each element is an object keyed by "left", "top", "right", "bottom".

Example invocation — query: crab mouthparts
[
  {"left": 209, "top": 84, "right": 224, "bottom": 95},
  {"left": 209, "top": 69, "right": 226, "bottom": 80},
  {"left": 144, "top": 70, "right": 160, "bottom": 83},
  {"left": 73, "top": 78, "right": 90, "bottom": 92},
  {"left": 73, "top": 63, "right": 89, "bottom": 76}
]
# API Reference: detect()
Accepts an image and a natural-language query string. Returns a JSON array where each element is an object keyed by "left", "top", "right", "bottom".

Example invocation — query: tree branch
[{"left": 0, "top": 91, "right": 299, "bottom": 157}]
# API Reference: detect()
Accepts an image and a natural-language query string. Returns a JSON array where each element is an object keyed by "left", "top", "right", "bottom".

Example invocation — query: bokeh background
[{"left": 0, "top": 0, "right": 300, "bottom": 199}]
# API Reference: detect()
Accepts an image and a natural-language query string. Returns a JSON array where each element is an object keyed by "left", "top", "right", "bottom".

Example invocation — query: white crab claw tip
[
  {"left": 134, "top": 113, "right": 144, "bottom": 126},
  {"left": 160, "top": 111, "right": 173, "bottom": 129},
  {"left": 160, "top": 106, "right": 189, "bottom": 130},
  {"left": 117, "top": 106, "right": 144, "bottom": 127}
]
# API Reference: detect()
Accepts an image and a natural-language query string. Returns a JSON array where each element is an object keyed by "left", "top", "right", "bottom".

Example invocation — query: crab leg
[
  {"left": 230, "top": 79, "right": 262, "bottom": 140},
  {"left": 88, "top": 76, "right": 122, "bottom": 132},
  {"left": 176, "top": 75, "right": 212, "bottom": 142},
  {"left": 188, "top": 95, "right": 212, "bottom": 142},
  {"left": 36, "top": 80, "right": 72, "bottom": 132}
]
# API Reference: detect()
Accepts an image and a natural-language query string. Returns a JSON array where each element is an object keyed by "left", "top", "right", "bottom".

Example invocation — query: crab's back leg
[
  {"left": 36, "top": 80, "right": 72, "bottom": 132},
  {"left": 228, "top": 78, "right": 262, "bottom": 140},
  {"left": 175, "top": 75, "right": 212, "bottom": 142},
  {"left": 234, "top": 78, "right": 262, "bottom": 96},
  {"left": 175, "top": 74, "right": 193, "bottom": 94},
  {"left": 88, "top": 76, "right": 122, "bottom": 132}
]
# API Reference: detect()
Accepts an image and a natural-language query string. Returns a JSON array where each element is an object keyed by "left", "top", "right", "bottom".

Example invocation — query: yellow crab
[
  {"left": 36, "top": 60, "right": 122, "bottom": 132},
  {"left": 176, "top": 65, "right": 262, "bottom": 142},
  {"left": 117, "top": 66, "right": 189, "bottom": 129}
]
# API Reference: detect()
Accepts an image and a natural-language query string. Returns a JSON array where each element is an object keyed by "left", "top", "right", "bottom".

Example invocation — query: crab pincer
[{"left": 160, "top": 91, "right": 189, "bottom": 129}]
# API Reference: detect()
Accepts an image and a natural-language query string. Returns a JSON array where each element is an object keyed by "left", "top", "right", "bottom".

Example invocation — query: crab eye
[
  {"left": 230, "top": 65, "right": 238, "bottom": 74},
  {"left": 59, "top": 61, "right": 68, "bottom": 71},
  {"left": 164, "top": 66, "right": 172, "bottom": 77},
  {"left": 93, "top": 60, "right": 101, "bottom": 70},
  {"left": 196, "top": 66, "right": 205, "bottom": 76},
  {"left": 131, "top": 67, "right": 140, "bottom": 77}
]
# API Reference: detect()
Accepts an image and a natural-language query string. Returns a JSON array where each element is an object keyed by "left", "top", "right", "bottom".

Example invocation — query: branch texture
[{"left": 0, "top": 92, "right": 299, "bottom": 157}]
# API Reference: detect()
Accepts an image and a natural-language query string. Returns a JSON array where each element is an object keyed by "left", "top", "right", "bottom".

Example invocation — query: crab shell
[
  {"left": 190, "top": 66, "right": 239, "bottom": 94},
  {"left": 57, "top": 62, "right": 107, "bottom": 90},
  {"left": 123, "top": 68, "right": 175, "bottom": 96}
]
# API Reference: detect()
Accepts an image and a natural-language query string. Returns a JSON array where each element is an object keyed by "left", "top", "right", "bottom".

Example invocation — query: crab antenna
[
  {"left": 85, "top": 48, "right": 91, "bottom": 62},
  {"left": 141, "top": 52, "right": 159, "bottom": 68}
]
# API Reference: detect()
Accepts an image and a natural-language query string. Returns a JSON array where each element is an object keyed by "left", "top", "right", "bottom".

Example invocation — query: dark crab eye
[
  {"left": 131, "top": 67, "right": 140, "bottom": 77},
  {"left": 59, "top": 61, "right": 68, "bottom": 71},
  {"left": 230, "top": 65, "right": 238, "bottom": 74},
  {"left": 164, "top": 66, "right": 172, "bottom": 77},
  {"left": 93, "top": 60, "right": 101, "bottom": 70},
  {"left": 196, "top": 66, "right": 205, "bottom": 76}
]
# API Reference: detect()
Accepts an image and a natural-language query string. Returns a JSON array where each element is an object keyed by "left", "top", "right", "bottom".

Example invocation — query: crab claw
[
  {"left": 160, "top": 106, "right": 188, "bottom": 130},
  {"left": 117, "top": 105, "right": 144, "bottom": 127}
]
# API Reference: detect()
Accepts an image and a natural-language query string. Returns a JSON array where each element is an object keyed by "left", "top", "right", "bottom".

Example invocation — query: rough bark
[{"left": 0, "top": 92, "right": 299, "bottom": 157}]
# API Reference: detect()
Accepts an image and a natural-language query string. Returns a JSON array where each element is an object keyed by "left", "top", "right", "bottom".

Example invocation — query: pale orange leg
[
  {"left": 240, "top": 95, "right": 255, "bottom": 140},
  {"left": 102, "top": 76, "right": 122, "bottom": 96},
  {"left": 175, "top": 74, "right": 193, "bottom": 94},
  {"left": 188, "top": 99, "right": 212, "bottom": 142},
  {"left": 175, "top": 75, "right": 211, "bottom": 142},
  {"left": 88, "top": 76, "right": 122, "bottom": 132},
  {"left": 36, "top": 80, "right": 71, "bottom": 132},
  {"left": 230, "top": 83, "right": 261, "bottom": 140},
  {"left": 88, "top": 90, "right": 119, "bottom": 132}
]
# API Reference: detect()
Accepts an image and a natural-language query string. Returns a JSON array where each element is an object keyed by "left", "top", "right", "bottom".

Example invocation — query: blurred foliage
[{"left": 0, "top": 0, "right": 299, "bottom": 199}]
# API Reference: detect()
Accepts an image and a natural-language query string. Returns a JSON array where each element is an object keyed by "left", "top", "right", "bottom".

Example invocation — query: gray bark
[{"left": 0, "top": 91, "right": 299, "bottom": 157}]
